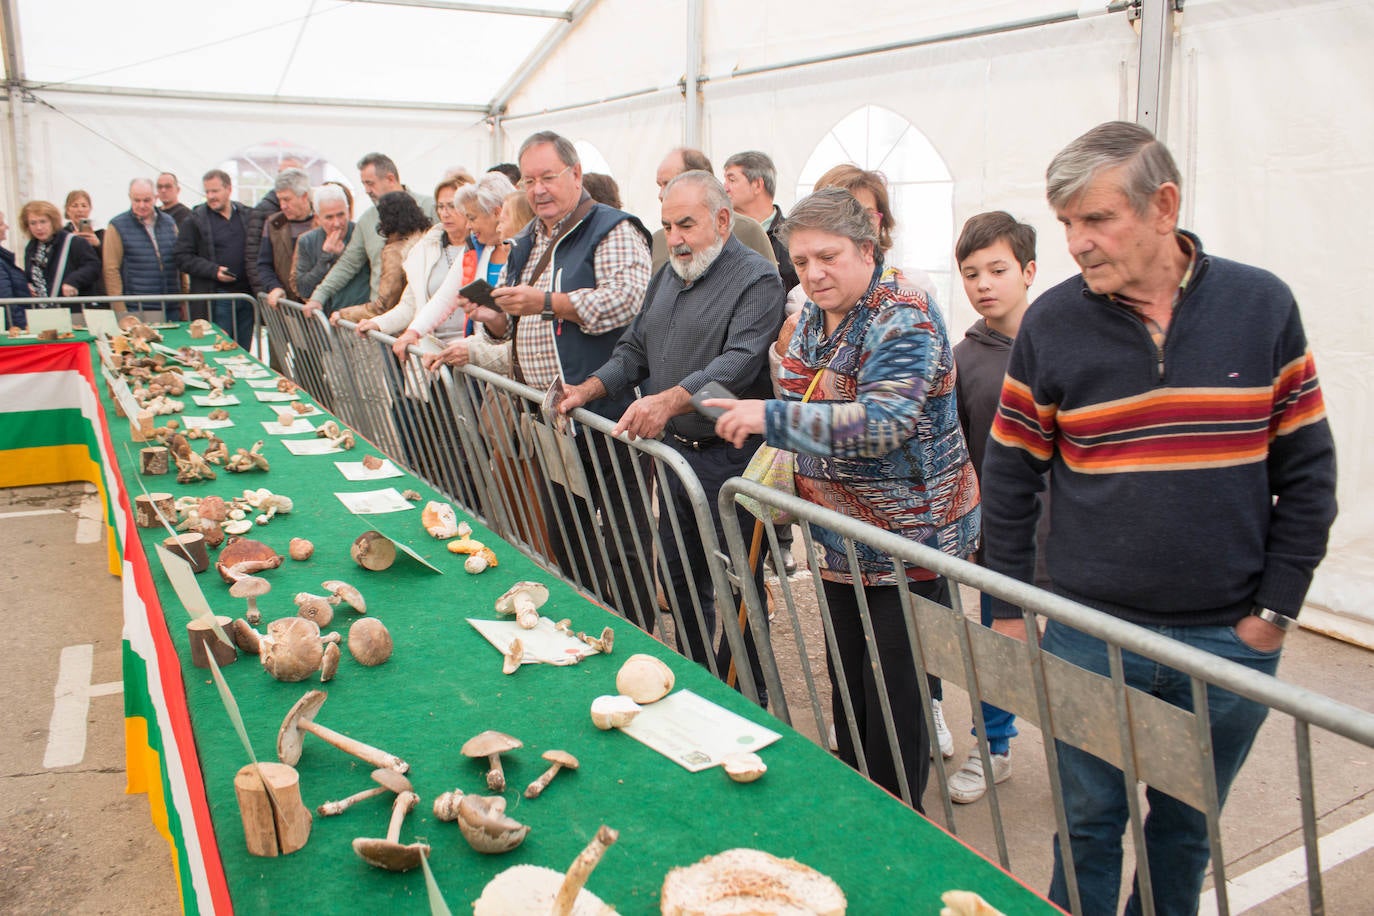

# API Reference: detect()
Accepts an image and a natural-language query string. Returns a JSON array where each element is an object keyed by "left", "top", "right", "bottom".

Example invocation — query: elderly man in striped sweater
[{"left": 982, "top": 121, "right": 1337, "bottom": 916}]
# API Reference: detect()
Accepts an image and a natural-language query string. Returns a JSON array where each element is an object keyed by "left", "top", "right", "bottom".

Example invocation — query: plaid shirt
[{"left": 498, "top": 204, "right": 651, "bottom": 389}]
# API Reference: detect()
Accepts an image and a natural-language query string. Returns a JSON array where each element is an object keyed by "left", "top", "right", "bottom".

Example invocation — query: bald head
[
  {"left": 656, "top": 147, "right": 713, "bottom": 202},
  {"left": 129, "top": 178, "right": 157, "bottom": 221}
]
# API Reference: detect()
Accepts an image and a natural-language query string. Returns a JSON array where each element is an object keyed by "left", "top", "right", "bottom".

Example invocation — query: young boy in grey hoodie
[{"left": 949, "top": 211, "right": 1045, "bottom": 803}]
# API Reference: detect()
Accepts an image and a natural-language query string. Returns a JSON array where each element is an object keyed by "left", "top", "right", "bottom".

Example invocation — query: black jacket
[
  {"left": 765, "top": 204, "right": 799, "bottom": 292},
  {"left": 245, "top": 190, "right": 280, "bottom": 293},
  {"left": 174, "top": 202, "right": 252, "bottom": 296},
  {"left": 25, "top": 229, "right": 102, "bottom": 298}
]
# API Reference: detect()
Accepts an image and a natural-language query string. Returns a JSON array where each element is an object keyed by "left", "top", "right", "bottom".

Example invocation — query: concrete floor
[{"left": 2, "top": 482, "right": 1370, "bottom": 914}]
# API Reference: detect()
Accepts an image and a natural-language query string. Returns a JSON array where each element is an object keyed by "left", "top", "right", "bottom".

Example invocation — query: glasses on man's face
[{"left": 518, "top": 165, "right": 573, "bottom": 191}]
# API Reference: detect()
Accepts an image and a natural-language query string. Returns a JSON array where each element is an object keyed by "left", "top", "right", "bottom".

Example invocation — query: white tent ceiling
[{"left": 3, "top": 0, "right": 1373, "bottom": 638}]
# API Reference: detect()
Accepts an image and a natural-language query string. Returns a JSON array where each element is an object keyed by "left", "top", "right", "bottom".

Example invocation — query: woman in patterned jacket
[{"left": 710, "top": 187, "right": 980, "bottom": 809}]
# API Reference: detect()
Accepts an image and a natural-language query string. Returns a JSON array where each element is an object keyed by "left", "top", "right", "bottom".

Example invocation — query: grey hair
[
  {"left": 274, "top": 168, "right": 311, "bottom": 197},
  {"left": 517, "top": 131, "right": 580, "bottom": 169},
  {"left": 663, "top": 170, "right": 731, "bottom": 220},
  {"left": 456, "top": 171, "right": 517, "bottom": 215},
  {"left": 356, "top": 152, "right": 399, "bottom": 180},
  {"left": 723, "top": 150, "right": 777, "bottom": 199},
  {"left": 128, "top": 178, "right": 155, "bottom": 195},
  {"left": 779, "top": 187, "right": 881, "bottom": 264},
  {"left": 312, "top": 183, "right": 349, "bottom": 211},
  {"left": 1046, "top": 121, "right": 1182, "bottom": 214}
]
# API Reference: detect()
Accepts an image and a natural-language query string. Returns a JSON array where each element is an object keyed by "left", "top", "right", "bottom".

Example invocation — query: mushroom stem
[
  {"left": 512, "top": 593, "right": 539, "bottom": 628},
  {"left": 299, "top": 720, "right": 409, "bottom": 773},
  {"left": 525, "top": 762, "right": 565, "bottom": 799},
  {"left": 553, "top": 825, "right": 619, "bottom": 916},
  {"left": 319, "top": 785, "right": 387, "bottom": 817},
  {"left": 485, "top": 754, "right": 507, "bottom": 793},
  {"left": 384, "top": 791, "right": 415, "bottom": 844}
]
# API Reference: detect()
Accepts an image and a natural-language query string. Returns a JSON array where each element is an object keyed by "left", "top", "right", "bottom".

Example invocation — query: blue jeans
[
  {"left": 975, "top": 592, "right": 1020, "bottom": 755},
  {"left": 212, "top": 297, "right": 255, "bottom": 350},
  {"left": 1043, "top": 619, "right": 1280, "bottom": 916}
]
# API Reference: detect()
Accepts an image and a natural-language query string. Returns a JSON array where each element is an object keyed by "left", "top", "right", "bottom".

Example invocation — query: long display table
[{"left": 2, "top": 328, "right": 1056, "bottom": 914}]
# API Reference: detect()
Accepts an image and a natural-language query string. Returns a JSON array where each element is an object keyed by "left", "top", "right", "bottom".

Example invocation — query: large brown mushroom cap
[
  {"left": 261, "top": 618, "right": 325, "bottom": 682},
  {"left": 461, "top": 730, "right": 523, "bottom": 760},
  {"left": 352, "top": 836, "right": 430, "bottom": 872},
  {"left": 348, "top": 617, "right": 393, "bottom": 666},
  {"left": 215, "top": 538, "right": 283, "bottom": 583},
  {"left": 659, "top": 848, "right": 847, "bottom": 916}
]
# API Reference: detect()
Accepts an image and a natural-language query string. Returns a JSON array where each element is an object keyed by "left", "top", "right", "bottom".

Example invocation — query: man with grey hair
[
  {"left": 560, "top": 170, "right": 784, "bottom": 679},
  {"left": 723, "top": 149, "right": 798, "bottom": 291},
  {"left": 651, "top": 147, "right": 776, "bottom": 274},
  {"left": 982, "top": 120, "right": 1337, "bottom": 914},
  {"left": 470, "top": 129, "right": 655, "bottom": 627},
  {"left": 303, "top": 152, "right": 434, "bottom": 316},
  {"left": 257, "top": 168, "right": 315, "bottom": 307},
  {"left": 294, "top": 184, "right": 368, "bottom": 309},
  {"left": 102, "top": 177, "right": 180, "bottom": 318}
]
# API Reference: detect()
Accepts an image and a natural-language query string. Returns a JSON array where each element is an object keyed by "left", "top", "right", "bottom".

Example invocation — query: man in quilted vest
[{"left": 102, "top": 178, "right": 180, "bottom": 320}]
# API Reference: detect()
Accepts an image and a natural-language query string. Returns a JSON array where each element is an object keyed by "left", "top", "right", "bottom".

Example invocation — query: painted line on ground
[
  {"left": 0, "top": 508, "right": 66, "bottom": 520},
  {"left": 74, "top": 490, "right": 103, "bottom": 544},
  {"left": 1200, "top": 812, "right": 1374, "bottom": 914},
  {"left": 44, "top": 644, "right": 124, "bottom": 769}
]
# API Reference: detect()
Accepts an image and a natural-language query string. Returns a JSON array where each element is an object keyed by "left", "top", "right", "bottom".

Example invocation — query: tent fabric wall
[
  {"left": 498, "top": 0, "right": 1373, "bottom": 627},
  {"left": 1, "top": 91, "right": 491, "bottom": 221}
]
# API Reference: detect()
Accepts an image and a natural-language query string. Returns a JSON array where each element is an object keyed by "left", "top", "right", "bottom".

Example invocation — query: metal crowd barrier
[
  {"left": 260, "top": 299, "right": 760, "bottom": 698},
  {"left": 1, "top": 293, "right": 262, "bottom": 356},
  {"left": 718, "top": 476, "right": 1374, "bottom": 916}
]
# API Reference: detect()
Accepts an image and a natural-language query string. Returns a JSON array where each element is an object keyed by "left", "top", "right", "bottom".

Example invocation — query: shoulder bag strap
[{"left": 510, "top": 195, "right": 597, "bottom": 385}]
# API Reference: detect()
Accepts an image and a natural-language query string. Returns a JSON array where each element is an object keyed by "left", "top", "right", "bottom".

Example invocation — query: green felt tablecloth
[{"left": 108, "top": 327, "right": 1055, "bottom": 915}]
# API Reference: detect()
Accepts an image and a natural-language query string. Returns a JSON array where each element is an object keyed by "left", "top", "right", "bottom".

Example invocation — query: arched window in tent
[
  {"left": 218, "top": 141, "right": 354, "bottom": 209},
  {"left": 796, "top": 106, "right": 954, "bottom": 311},
  {"left": 573, "top": 140, "right": 613, "bottom": 178}
]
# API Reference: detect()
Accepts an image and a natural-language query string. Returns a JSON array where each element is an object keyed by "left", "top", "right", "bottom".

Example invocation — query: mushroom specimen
[
  {"left": 166, "top": 433, "right": 217, "bottom": 483},
  {"left": 502, "top": 639, "right": 524, "bottom": 675},
  {"left": 351, "top": 530, "right": 396, "bottom": 571},
  {"left": 230, "top": 575, "right": 271, "bottom": 626},
  {"left": 464, "top": 549, "right": 498, "bottom": 574},
  {"left": 589, "top": 695, "right": 642, "bottom": 730},
  {"left": 461, "top": 730, "right": 523, "bottom": 792},
  {"left": 361, "top": 454, "right": 383, "bottom": 470},
  {"left": 216, "top": 538, "right": 284, "bottom": 584},
  {"left": 524, "top": 750, "right": 579, "bottom": 799},
  {"left": 495, "top": 581, "right": 549, "bottom": 630},
  {"left": 348, "top": 618, "right": 393, "bottom": 666},
  {"left": 940, "top": 890, "right": 1005, "bottom": 916},
  {"left": 259, "top": 618, "right": 330, "bottom": 682},
  {"left": 352, "top": 790, "right": 429, "bottom": 872},
  {"left": 401, "top": 489, "right": 421, "bottom": 501},
  {"left": 455, "top": 794, "right": 530, "bottom": 854},
  {"left": 659, "top": 848, "right": 847, "bottom": 916},
  {"left": 577, "top": 627, "right": 614, "bottom": 655},
  {"left": 317, "top": 768, "right": 412, "bottom": 817},
  {"left": 472, "top": 824, "right": 619, "bottom": 916},
  {"left": 433, "top": 788, "right": 465, "bottom": 823},
  {"left": 615, "top": 654, "right": 675, "bottom": 704},
  {"left": 224, "top": 440, "right": 270, "bottom": 473},
  {"left": 295, "top": 592, "right": 336, "bottom": 628},
  {"left": 278, "top": 689, "right": 409, "bottom": 772},
  {"left": 320, "top": 642, "right": 340, "bottom": 682},
  {"left": 288, "top": 537, "right": 314, "bottom": 561},
  {"left": 323, "top": 580, "right": 366, "bottom": 614},
  {"left": 421, "top": 501, "right": 460, "bottom": 539},
  {"left": 720, "top": 752, "right": 767, "bottom": 784}
]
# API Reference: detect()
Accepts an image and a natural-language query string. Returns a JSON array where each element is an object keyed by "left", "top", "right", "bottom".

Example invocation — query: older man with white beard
[{"left": 561, "top": 170, "right": 785, "bottom": 683}]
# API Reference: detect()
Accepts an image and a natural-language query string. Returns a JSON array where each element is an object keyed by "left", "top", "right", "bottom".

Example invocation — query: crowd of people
[{"left": 1, "top": 121, "right": 1337, "bottom": 915}]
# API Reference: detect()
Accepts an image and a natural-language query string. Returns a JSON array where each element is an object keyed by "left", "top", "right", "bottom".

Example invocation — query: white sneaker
[
  {"left": 931, "top": 700, "right": 954, "bottom": 759},
  {"left": 948, "top": 751, "right": 1012, "bottom": 804}
]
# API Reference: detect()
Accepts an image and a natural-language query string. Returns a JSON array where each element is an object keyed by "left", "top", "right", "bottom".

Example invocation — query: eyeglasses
[
  {"left": 435, "top": 202, "right": 460, "bottom": 213},
  {"left": 518, "top": 165, "right": 573, "bottom": 191}
]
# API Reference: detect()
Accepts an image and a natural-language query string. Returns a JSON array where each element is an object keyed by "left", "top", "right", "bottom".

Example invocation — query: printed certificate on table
[
  {"left": 282, "top": 438, "right": 343, "bottom": 456},
  {"left": 192, "top": 393, "right": 241, "bottom": 407},
  {"left": 182, "top": 414, "right": 235, "bottom": 430},
  {"left": 335, "top": 458, "right": 404, "bottom": 481},
  {"left": 334, "top": 488, "right": 415, "bottom": 515},
  {"left": 621, "top": 689, "right": 782, "bottom": 772},
  {"left": 261, "top": 418, "right": 317, "bottom": 436}
]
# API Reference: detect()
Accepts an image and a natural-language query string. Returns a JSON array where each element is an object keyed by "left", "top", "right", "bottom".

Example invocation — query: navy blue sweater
[{"left": 982, "top": 232, "right": 1336, "bottom": 626}]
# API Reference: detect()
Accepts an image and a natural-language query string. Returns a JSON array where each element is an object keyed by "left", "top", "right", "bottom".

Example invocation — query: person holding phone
[
  {"left": 63, "top": 190, "right": 106, "bottom": 297},
  {"left": 559, "top": 170, "right": 784, "bottom": 691},
  {"left": 173, "top": 169, "right": 255, "bottom": 347}
]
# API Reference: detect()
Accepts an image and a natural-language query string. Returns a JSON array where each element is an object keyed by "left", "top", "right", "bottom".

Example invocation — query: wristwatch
[
  {"left": 1250, "top": 605, "right": 1297, "bottom": 632},
  {"left": 541, "top": 291, "right": 555, "bottom": 321}
]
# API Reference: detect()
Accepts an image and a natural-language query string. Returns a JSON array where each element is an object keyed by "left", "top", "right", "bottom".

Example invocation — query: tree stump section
[
  {"left": 163, "top": 532, "right": 209, "bottom": 573},
  {"left": 140, "top": 446, "right": 170, "bottom": 475},
  {"left": 186, "top": 615, "right": 237, "bottom": 667},
  {"left": 234, "top": 762, "right": 312, "bottom": 857},
  {"left": 134, "top": 492, "right": 175, "bottom": 529}
]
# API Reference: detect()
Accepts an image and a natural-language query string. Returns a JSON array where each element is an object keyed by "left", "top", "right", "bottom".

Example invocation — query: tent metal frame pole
[
  {"left": 488, "top": 0, "right": 601, "bottom": 117},
  {"left": 2, "top": 0, "right": 30, "bottom": 206},
  {"left": 23, "top": 81, "right": 487, "bottom": 113},
  {"left": 683, "top": 0, "right": 703, "bottom": 148},
  {"left": 346, "top": 0, "right": 572, "bottom": 18},
  {"left": 1135, "top": 0, "right": 1179, "bottom": 140}
]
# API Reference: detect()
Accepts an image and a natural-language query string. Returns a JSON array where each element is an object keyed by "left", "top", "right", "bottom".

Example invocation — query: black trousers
[{"left": 823, "top": 576, "right": 949, "bottom": 810}]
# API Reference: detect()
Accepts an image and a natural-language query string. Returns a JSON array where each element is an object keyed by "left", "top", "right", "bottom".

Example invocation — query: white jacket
[{"left": 372, "top": 226, "right": 471, "bottom": 341}]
